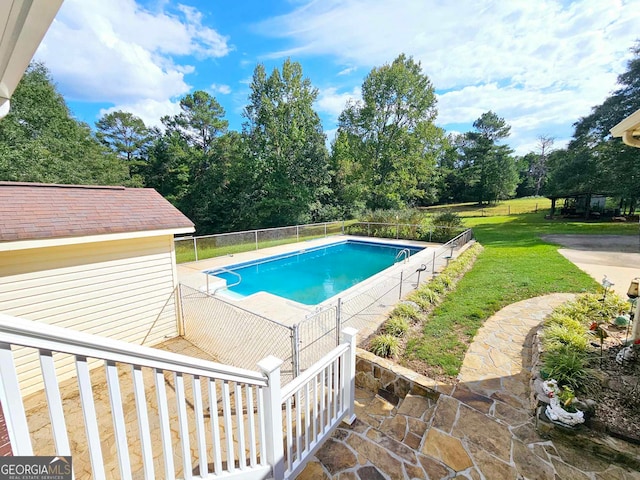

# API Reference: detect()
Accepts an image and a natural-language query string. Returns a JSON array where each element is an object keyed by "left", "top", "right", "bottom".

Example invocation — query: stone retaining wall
[{"left": 355, "top": 348, "right": 453, "bottom": 405}]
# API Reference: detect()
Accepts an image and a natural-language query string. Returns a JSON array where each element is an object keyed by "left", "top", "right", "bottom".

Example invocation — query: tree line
[{"left": 1, "top": 45, "right": 638, "bottom": 233}]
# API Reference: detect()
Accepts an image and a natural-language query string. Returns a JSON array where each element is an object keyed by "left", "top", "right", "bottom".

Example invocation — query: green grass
[
  {"left": 422, "top": 196, "right": 551, "bottom": 217},
  {"left": 404, "top": 214, "right": 638, "bottom": 379}
]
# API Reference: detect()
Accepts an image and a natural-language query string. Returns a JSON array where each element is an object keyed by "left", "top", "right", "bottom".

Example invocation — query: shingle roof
[{"left": 0, "top": 182, "right": 194, "bottom": 242}]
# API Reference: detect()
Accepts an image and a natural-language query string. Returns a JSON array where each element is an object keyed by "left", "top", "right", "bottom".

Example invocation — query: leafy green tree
[
  {"left": 162, "top": 90, "right": 228, "bottom": 154},
  {"left": 459, "top": 111, "right": 518, "bottom": 204},
  {"left": 0, "top": 63, "right": 129, "bottom": 185},
  {"left": 96, "top": 110, "right": 150, "bottom": 183},
  {"left": 243, "top": 59, "right": 330, "bottom": 226},
  {"left": 547, "top": 42, "right": 640, "bottom": 211},
  {"left": 96, "top": 111, "right": 150, "bottom": 161},
  {"left": 333, "top": 54, "right": 444, "bottom": 209},
  {"left": 142, "top": 128, "right": 192, "bottom": 205}
]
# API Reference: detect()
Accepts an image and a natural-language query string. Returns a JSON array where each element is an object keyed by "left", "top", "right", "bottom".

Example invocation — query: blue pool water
[{"left": 207, "top": 240, "right": 423, "bottom": 305}]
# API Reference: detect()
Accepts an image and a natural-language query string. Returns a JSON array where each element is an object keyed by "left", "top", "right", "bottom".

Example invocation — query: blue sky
[{"left": 35, "top": 0, "right": 640, "bottom": 155}]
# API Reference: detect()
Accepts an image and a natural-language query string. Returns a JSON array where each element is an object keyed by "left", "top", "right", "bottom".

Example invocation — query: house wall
[{"left": 0, "top": 234, "right": 180, "bottom": 395}]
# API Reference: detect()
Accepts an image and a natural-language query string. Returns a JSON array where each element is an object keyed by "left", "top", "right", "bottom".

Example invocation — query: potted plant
[{"left": 542, "top": 379, "right": 585, "bottom": 426}]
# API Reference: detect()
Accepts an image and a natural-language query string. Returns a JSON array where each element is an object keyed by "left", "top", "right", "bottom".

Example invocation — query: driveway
[{"left": 541, "top": 234, "right": 640, "bottom": 297}]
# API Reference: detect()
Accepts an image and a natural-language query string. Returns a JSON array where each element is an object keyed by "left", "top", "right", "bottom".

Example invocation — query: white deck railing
[{"left": 0, "top": 312, "right": 356, "bottom": 479}]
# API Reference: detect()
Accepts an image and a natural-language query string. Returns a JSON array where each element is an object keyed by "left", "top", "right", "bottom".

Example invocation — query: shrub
[
  {"left": 430, "top": 277, "right": 448, "bottom": 294},
  {"left": 430, "top": 210, "right": 464, "bottom": 242},
  {"left": 555, "top": 293, "right": 627, "bottom": 326},
  {"left": 409, "top": 288, "right": 439, "bottom": 309},
  {"left": 542, "top": 323, "right": 590, "bottom": 353},
  {"left": 544, "top": 312, "right": 584, "bottom": 332},
  {"left": 542, "top": 345, "right": 589, "bottom": 391},
  {"left": 369, "top": 334, "right": 400, "bottom": 358},
  {"left": 384, "top": 316, "right": 409, "bottom": 336},
  {"left": 392, "top": 302, "right": 419, "bottom": 320}
]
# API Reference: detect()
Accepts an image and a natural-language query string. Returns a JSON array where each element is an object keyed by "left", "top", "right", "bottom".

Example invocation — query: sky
[{"left": 35, "top": 0, "right": 640, "bottom": 155}]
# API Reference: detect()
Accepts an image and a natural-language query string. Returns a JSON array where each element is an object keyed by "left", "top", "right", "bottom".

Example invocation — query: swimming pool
[{"left": 206, "top": 240, "right": 423, "bottom": 305}]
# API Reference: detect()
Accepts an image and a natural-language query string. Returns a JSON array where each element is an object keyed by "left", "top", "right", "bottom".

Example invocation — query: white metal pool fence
[
  {"left": 179, "top": 229, "right": 474, "bottom": 383},
  {"left": 174, "top": 220, "right": 467, "bottom": 263},
  {"left": 175, "top": 221, "right": 346, "bottom": 263}
]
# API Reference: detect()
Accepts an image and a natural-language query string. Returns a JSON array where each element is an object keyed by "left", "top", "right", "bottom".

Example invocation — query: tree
[
  {"left": 531, "top": 135, "right": 554, "bottom": 196},
  {"left": 333, "top": 54, "right": 444, "bottom": 209},
  {"left": 460, "top": 111, "right": 518, "bottom": 204},
  {"left": 0, "top": 62, "right": 130, "bottom": 185},
  {"left": 162, "top": 91, "right": 228, "bottom": 154},
  {"left": 96, "top": 111, "right": 150, "bottom": 161},
  {"left": 547, "top": 42, "right": 640, "bottom": 211},
  {"left": 243, "top": 59, "right": 330, "bottom": 226},
  {"left": 96, "top": 111, "right": 150, "bottom": 182}
]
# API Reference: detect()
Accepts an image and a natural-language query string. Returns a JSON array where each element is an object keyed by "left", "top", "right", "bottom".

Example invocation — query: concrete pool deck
[{"left": 176, "top": 235, "right": 443, "bottom": 326}]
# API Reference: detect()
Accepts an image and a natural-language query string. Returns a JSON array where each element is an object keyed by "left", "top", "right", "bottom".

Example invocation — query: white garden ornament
[{"left": 542, "top": 380, "right": 585, "bottom": 426}]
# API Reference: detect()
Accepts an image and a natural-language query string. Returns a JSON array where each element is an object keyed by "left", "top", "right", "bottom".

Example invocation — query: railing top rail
[
  {"left": 350, "top": 221, "right": 466, "bottom": 230},
  {"left": 0, "top": 313, "right": 268, "bottom": 387},
  {"left": 443, "top": 228, "right": 473, "bottom": 247},
  {"left": 281, "top": 342, "right": 350, "bottom": 399},
  {"left": 175, "top": 220, "right": 344, "bottom": 241}
]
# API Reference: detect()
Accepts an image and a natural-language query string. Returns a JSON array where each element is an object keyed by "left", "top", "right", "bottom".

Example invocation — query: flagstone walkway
[{"left": 297, "top": 294, "right": 640, "bottom": 479}]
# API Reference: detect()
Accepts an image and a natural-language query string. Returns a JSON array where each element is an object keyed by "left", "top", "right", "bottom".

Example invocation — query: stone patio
[{"left": 298, "top": 294, "right": 640, "bottom": 479}]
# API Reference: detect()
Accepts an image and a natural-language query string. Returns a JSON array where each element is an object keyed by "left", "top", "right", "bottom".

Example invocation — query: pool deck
[{"left": 176, "top": 235, "right": 441, "bottom": 326}]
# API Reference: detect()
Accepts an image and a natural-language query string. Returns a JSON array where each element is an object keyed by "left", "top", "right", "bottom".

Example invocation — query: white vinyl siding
[{"left": 0, "top": 234, "right": 180, "bottom": 395}]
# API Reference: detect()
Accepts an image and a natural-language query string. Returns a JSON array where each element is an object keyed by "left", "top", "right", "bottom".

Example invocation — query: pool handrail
[{"left": 205, "top": 266, "right": 242, "bottom": 296}]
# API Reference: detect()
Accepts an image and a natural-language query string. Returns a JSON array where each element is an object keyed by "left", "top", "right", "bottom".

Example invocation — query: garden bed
[{"left": 531, "top": 294, "right": 640, "bottom": 457}]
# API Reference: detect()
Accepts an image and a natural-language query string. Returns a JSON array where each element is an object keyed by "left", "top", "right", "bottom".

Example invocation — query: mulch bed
[{"left": 584, "top": 327, "right": 640, "bottom": 443}]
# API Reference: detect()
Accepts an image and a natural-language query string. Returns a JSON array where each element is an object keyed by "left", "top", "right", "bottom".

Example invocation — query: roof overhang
[
  {"left": 610, "top": 108, "right": 640, "bottom": 148},
  {"left": 0, "top": 227, "right": 195, "bottom": 252},
  {"left": 0, "top": 0, "right": 63, "bottom": 118}
]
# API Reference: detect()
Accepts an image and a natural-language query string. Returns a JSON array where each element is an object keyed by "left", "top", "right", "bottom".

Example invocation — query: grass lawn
[
  {"left": 422, "top": 196, "right": 551, "bottom": 217},
  {"left": 404, "top": 214, "right": 639, "bottom": 380}
]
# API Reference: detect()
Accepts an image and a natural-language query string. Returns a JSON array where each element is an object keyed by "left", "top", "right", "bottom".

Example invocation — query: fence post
[
  {"left": 536, "top": 203, "right": 538, "bottom": 213},
  {"left": 292, "top": 324, "right": 300, "bottom": 378},
  {"left": 257, "top": 356, "right": 285, "bottom": 479},
  {"left": 193, "top": 237, "right": 198, "bottom": 262},
  {"left": 336, "top": 300, "right": 342, "bottom": 347},
  {"left": 429, "top": 227, "right": 432, "bottom": 242},
  {"left": 325, "top": 223, "right": 327, "bottom": 237},
  {"left": 342, "top": 220, "right": 345, "bottom": 235},
  {"left": 367, "top": 222, "right": 370, "bottom": 237},
  {"left": 396, "top": 221, "right": 399, "bottom": 239},
  {"left": 255, "top": 230, "right": 258, "bottom": 251},
  {"left": 296, "top": 225, "right": 299, "bottom": 242},
  {"left": 432, "top": 250, "right": 436, "bottom": 275},
  {"left": 508, "top": 205, "right": 511, "bottom": 215},
  {"left": 177, "top": 284, "right": 186, "bottom": 337},
  {"left": 398, "top": 271, "right": 404, "bottom": 300},
  {"left": 342, "top": 327, "right": 358, "bottom": 425}
]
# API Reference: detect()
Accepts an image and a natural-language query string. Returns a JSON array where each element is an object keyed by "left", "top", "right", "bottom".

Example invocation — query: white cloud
[
  {"left": 36, "top": 0, "right": 232, "bottom": 103},
  {"left": 337, "top": 66, "right": 357, "bottom": 76},
  {"left": 99, "top": 99, "right": 182, "bottom": 128},
  {"left": 315, "top": 86, "right": 361, "bottom": 119},
  {"left": 258, "top": 0, "right": 640, "bottom": 153},
  {"left": 211, "top": 83, "right": 232, "bottom": 95}
]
